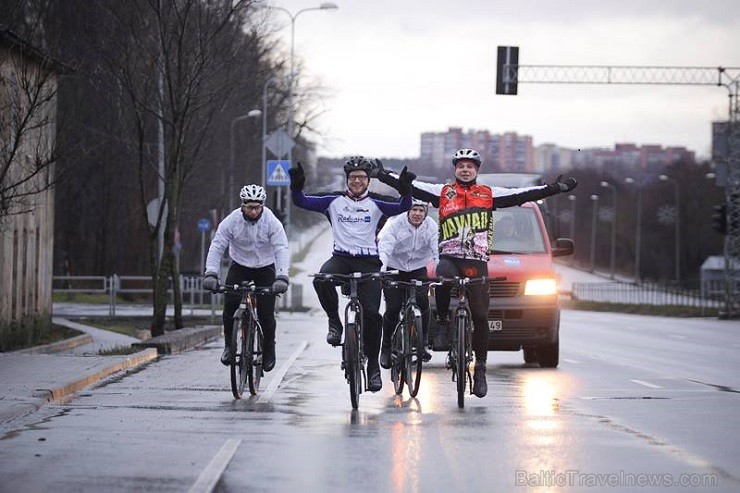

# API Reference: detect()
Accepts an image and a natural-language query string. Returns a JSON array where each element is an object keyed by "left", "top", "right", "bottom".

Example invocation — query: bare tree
[
  {"left": 98, "top": 0, "right": 267, "bottom": 335},
  {"left": 0, "top": 27, "right": 69, "bottom": 219}
]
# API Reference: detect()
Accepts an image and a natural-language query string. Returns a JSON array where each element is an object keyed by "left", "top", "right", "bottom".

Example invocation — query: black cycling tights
[
  {"left": 223, "top": 262, "right": 277, "bottom": 347},
  {"left": 434, "top": 256, "right": 489, "bottom": 362}
]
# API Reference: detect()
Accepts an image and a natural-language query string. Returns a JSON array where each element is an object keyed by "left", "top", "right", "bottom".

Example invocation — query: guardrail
[
  {"left": 570, "top": 280, "right": 735, "bottom": 314},
  {"left": 53, "top": 274, "right": 305, "bottom": 317}
]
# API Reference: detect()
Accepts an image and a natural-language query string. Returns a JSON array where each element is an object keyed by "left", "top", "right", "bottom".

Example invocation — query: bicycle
[
  {"left": 431, "top": 276, "right": 505, "bottom": 408},
  {"left": 217, "top": 282, "right": 275, "bottom": 399},
  {"left": 311, "top": 271, "right": 393, "bottom": 409},
  {"left": 381, "top": 277, "right": 432, "bottom": 398}
]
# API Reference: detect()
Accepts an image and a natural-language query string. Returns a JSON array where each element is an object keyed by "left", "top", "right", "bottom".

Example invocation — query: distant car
[{"left": 427, "top": 175, "right": 573, "bottom": 368}]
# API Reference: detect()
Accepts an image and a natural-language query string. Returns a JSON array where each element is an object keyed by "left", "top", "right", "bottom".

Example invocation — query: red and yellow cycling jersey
[{"left": 438, "top": 182, "right": 494, "bottom": 261}]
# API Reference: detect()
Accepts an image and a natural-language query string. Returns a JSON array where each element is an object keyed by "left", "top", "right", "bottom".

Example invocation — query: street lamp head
[
  {"left": 624, "top": 177, "right": 635, "bottom": 184},
  {"left": 568, "top": 194, "right": 576, "bottom": 201},
  {"left": 706, "top": 172, "right": 716, "bottom": 179},
  {"left": 319, "top": 2, "right": 339, "bottom": 9},
  {"left": 247, "top": 109, "right": 262, "bottom": 118},
  {"left": 590, "top": 194, "right": 599, "bottom": 201},
  {"left": 600, "top": 181, "right": 612, "bottom": 188},
  {"left": 659, "top": 174, "right": 669, "bottom": 182}
]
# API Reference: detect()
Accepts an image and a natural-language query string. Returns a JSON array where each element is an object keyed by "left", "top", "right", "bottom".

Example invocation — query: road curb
[
  {"left": 132, "top": 325, "right": 222, "bottom": 354},
  {"left": 41, "top": 348, "right": 159, "bottom": 403},
  {"left": 14, "top": 333, "right": 94, "bottom": 355}
]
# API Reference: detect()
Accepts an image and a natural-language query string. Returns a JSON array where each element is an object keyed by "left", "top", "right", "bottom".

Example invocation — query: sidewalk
[
  {"left": 0, "top": 223, "right": 331, "bottom": 427},
  {"left": 0, "top": 317, "right": 221, "bottom": 425}
]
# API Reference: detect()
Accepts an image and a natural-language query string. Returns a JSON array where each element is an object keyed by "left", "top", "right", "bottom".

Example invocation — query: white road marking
[
  {"left": 257, "top": 339, "right": 309, "bottom": 403},
  {"left": 188, "top": 438, "right": 241, "bottom": 493},
  {"left": 630, "top": 379, "right": 662, "bottom": 389},
  {"left": 669, "top": 334, "right": 686, "bottom": 340},
  {"left": 562, "top": 358, "right": 579, "bottom": 364}
]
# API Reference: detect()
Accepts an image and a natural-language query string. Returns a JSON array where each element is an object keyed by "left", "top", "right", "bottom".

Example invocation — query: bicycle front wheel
[
  {"left": 456, "top": 314, "right": 467, "bottom": 408},
  {"left": 230, "top": 318, "right": 248, "bottom": 399},
  {"left": 247, "top": 320, "right": 263, "bottom": 395},
  {"left": 344, "top": 323, "right": 362, "bottom": 409},
  {"left": 406, "top": 312, "right": 424, "bottom": 398}
]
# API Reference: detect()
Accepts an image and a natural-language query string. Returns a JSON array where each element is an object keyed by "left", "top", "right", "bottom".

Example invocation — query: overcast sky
[{"left": 266, "top": 0, "right": 740, "bottom": 160}]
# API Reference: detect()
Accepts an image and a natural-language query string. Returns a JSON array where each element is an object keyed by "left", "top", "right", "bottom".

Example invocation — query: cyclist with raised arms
[
  {"left": 376, "top": 149, "right": 577, "bottom": 397},
  {"left": 288, "top": 157, "right": 415, "bottom": 392},
  {"left": 377, "top": 199, "right": 438, "bottom": 368},
  {"left": 202, "top": 184, "right": 290, "bottom": 372}
]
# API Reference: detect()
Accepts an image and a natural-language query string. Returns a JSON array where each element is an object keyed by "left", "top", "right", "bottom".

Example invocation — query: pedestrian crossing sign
[{"left": 267, "top": 160, "right": 291, "bottom": 186}]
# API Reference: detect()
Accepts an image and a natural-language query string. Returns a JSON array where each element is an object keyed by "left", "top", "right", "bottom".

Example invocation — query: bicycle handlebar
[
  {"left": 215, "top": 282, "right": 275, "bottom": 295},
  {"left": 310, "top": 270, "right": 398, "bottom": 284},
  {"left": 429, "top": 275, "right": 507, "bottom": 287}
]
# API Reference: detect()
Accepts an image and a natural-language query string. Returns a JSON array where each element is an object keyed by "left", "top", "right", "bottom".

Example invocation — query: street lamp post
[
  {"left": 590, "top": 194, "right": 599, "bottom": 273},
  {"left": 268, "top": 2, "right": 338, "bottom": 237},
  {"left": 624, "top": 177, "right": 642, "bottom": 283},
  {"left": 568, "top": 194, "right": 576, "bottom": 266},
  {"left": 659, "top": 174, "right": 681, "bottom": 281},
  {"left": 229, "top": 110, "right": 262, "bottom": 211},
  {"left": 600, "top": 181, "right": 617, "bottom": 279}
]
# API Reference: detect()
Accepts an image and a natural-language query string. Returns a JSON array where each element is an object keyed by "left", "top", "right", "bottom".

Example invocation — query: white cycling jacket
[
  {"left": 205, "top": 206, "right": 290, "bottom": 278},
  {"left": 378, "top": 214, "right": 439, "bottom": 272}
]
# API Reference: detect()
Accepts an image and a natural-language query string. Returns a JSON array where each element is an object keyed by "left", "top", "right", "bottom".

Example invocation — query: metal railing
[{"left": 570, "top": 280, "right": 735, "bottom": 314}]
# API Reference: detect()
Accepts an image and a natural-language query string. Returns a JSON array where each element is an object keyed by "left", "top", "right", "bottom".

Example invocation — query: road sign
[
  {"left": 197, "top": 218, "right": 211, "bottom": 232},
  {"left": 265, "top": 129, "right": 295, "bottom": 158},
  {"left": 267, "top": 160, "right": 291, "bottom": 186},
  {"left": 496, "top": 46, "right": 519, "bottom": 95}
]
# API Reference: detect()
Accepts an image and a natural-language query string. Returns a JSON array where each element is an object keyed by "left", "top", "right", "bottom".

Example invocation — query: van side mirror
[{"left": 551, "top": 238, "right": 574, "bottom": 257}]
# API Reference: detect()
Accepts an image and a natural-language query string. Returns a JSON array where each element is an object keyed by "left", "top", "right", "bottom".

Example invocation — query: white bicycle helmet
[
  {"left": 452, "top": 148, "right": 481, "bottom": 167},
  {"left": 239, "top": 184, "right": 266, "bottom": 203},
  {"left": 411, "top": 199, "right": 429, "bottom": 211}
]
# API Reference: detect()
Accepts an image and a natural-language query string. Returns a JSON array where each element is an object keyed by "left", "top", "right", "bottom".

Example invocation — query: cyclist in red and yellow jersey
[{"left": 376, "top": 148, "right": 577, "bottom": 397}]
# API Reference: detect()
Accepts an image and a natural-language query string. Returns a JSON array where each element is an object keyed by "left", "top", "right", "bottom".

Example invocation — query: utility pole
[{"left": 497, "top": 48, "right": 740, "bottom": 317}]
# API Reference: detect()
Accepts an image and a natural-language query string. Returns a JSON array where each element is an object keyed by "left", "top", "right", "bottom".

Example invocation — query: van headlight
[{"left": 524, "top": 279, "right": 557, "bottom": 296}]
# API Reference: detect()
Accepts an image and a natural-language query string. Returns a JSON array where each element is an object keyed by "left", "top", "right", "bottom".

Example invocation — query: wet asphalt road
[{"left": 1, "top": 310, "right": 739, "bottom": 492}]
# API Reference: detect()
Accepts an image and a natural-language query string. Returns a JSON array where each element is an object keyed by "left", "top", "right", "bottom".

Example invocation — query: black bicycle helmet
[
  {"left": 343, "top": 155, "right": 372, "bottom": 177},
  {"left": 452, "top": 148, "right": 482, "bottom": 167}
]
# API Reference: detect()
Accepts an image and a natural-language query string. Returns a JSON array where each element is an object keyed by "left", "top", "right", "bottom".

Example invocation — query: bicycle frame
[
  {"left": 385, "top": 278, "right": 428, "bottom": 398},
  {"left": 311, "top": 271, "right": 393, "bottom": 409},
  {"left": 219, "top": 282, "right": 274, "bottom": 398}
]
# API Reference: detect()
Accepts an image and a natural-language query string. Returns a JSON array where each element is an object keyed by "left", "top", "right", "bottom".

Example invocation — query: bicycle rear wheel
[
  {"left": 406, "top": 312, "right": 424, "bottom": 398},
  {"left": 247, "top": 320, "right": 263, "bottom": 395},
  {"left": 344, "top": 323, "right": 361, "bottom": 409},
  {"left": 455, "top": 313, "right": 467, "bottom": 408},
  {"left": 230, "top": 317, "right": 248, "bottom": 399},
  {"left": 390, "top": 324, "right": 405, "bottom": 395}
]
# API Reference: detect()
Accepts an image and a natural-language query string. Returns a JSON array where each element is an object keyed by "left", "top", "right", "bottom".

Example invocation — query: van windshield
[{"left": 490, "top": 207, "right": 546, "bottom": 254}]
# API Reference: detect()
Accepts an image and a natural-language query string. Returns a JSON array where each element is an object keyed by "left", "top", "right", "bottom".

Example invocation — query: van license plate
[{"left": 489, "top": 320, "right": 503, "bottom": 331}]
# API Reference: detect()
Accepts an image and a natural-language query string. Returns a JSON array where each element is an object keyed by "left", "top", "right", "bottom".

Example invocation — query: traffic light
[{"left": 711, "top": 203, "right": 727, "bottom": 234}]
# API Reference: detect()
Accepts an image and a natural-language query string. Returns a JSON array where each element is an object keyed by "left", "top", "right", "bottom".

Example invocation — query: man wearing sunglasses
[
  {"left": 288, "top": 157, "right": 415, "bottom": 392},
  {"left": 202, "top": 184, "right": 290, "bottom": 372}
]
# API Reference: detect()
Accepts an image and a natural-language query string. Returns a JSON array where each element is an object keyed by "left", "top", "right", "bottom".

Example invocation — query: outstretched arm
[
  {"left": 494, "top": 176, "right": 578, "bottom": 208},
  {"left": 376, "top": 169, "right": 442, "bottom": 207}
]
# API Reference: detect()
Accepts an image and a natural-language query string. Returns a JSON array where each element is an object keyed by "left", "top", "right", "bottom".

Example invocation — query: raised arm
[{"left": 494, "top": 176, "right": 578, "bottom": 208}]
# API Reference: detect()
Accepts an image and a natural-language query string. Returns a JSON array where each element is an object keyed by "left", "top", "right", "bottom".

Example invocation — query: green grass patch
[
  {"left": 562, "top": 299, "right": 720, "bottom": 318},
  {"left": 97, "top": 345, "right": 143, "bottom": 356}
]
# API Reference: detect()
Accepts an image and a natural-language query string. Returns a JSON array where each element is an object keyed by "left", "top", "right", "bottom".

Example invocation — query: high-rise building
[{"left": 420, "top": 127, "right": 533, "bottom": 175}]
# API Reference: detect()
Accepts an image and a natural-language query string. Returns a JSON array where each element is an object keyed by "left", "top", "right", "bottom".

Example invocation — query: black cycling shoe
[
  {"left": 220, "top": 346, "right": 234, "bottom": 366},
  {"left": 367, "top": 363, "right": 382, "bottom": 392},
  {"left": 421, "top": 348, "right": 432, "bottom": 362},
  {"left": 326, "top": 318, "right": 343, "bottom": 346},
  {"left": 263, "top": 344, "right": 275, "bottom": 372},
  {"left": 379, "top": 346, "right": 392, "bottom": 369},
  {"left": 472, "top": 362, "right": 488, "bottom": 398}
]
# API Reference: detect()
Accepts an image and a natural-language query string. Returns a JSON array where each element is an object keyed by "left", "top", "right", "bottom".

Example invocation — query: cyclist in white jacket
[
  {"left": 378, "top": 200, "right": 438, "bottom": 368},
  {"left": 202, "top": 184, "right": 290, "bottom": 372}
]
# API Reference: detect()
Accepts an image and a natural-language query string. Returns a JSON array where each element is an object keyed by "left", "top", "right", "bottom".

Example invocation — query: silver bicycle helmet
[
  {"left": 239, "top": 184, "right": 266, "bottom": 203},
  {"left": 452, "top": 148, "right": 482, "bottom": 167}
]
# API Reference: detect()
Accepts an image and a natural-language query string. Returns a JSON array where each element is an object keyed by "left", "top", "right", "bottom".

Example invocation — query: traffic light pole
[{"left": 497, "top": 50, "right": 740, "bottom": 316}]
